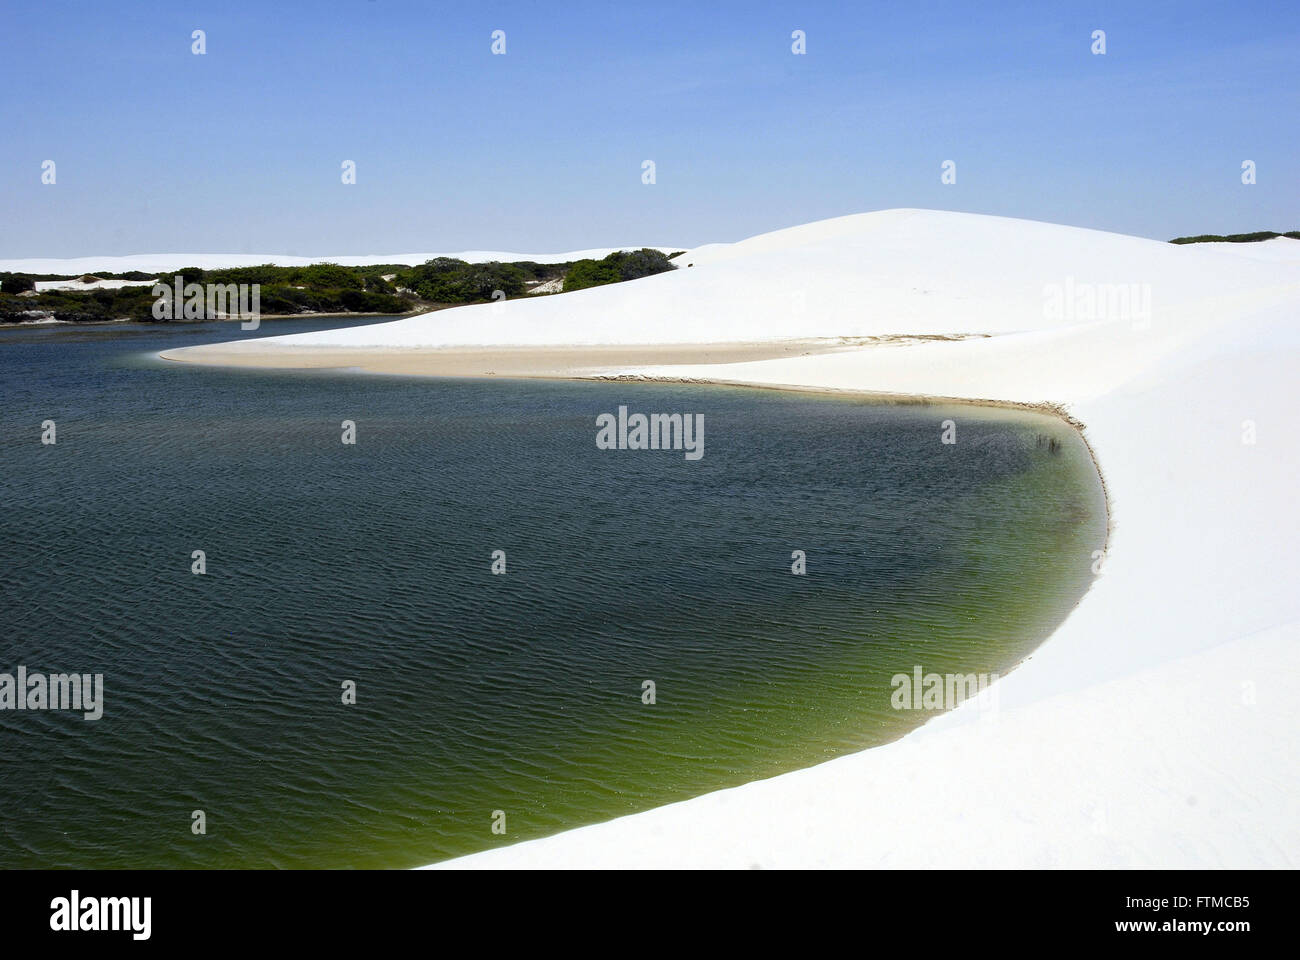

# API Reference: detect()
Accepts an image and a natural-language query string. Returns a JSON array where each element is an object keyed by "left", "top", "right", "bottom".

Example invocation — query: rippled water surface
[{"left": 0, "top": 317, "right": 1106, "bottom": 867}]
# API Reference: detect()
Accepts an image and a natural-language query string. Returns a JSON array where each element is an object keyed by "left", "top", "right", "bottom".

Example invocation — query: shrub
[
  {"left": 563, "top": 249, "right": 675, "bottom": 292},
  {"left": 0, "top": 274, "right": 35, "bottom": 294}
]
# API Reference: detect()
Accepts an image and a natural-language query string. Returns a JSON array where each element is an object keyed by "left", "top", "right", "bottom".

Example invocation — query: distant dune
[{"left": 0, "top": 247, "right": 682, "bottom": 274}]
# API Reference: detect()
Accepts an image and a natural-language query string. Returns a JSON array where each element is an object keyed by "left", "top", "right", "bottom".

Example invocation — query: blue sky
[{"left": 1, "top": 0, "right": 1296, "bottom": 256}]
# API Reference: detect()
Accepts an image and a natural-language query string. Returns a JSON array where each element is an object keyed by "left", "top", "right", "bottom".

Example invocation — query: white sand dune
[
  {"left": 0, "top": 248, "right": 681, "bottom": 275},
  {"left": 199, "top": 209, "right": 1297, "bottom": 350},
  {"left": 32, "top": 277, "right": 158, "bottom": 292},
  {"left": 174, "top": 208, "right": 1300, "bottom": 867}
]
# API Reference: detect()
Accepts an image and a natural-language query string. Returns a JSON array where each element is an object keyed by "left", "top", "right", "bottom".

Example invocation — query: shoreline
[
  {"left": 162, "top": 334, "right": 1122, "bottom": 830},
  {"left": 158, "top": 338, "right": 863, "bottom": 377},
  {"left": 157, "top": 333, "right": 987, "bottom": 375},
  {"left": 159, "top": 337, "right": 1111, "bottom": 534}
]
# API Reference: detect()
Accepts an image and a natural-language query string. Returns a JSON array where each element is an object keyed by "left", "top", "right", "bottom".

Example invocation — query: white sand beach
[{"left": 165, "top": 209, "right": 1300, "bottom": 868}]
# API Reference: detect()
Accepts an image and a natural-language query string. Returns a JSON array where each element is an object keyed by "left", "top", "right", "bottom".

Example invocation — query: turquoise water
[{"left": 0, "top": 318, "right": 1106, "bottom": 868}]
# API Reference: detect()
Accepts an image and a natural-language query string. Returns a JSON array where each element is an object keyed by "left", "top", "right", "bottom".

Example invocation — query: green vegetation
[
  {"left": 0, "top": 250, "right": 679, "bottom": 324},
  {"left": 1, "top": 274, "right": 35, "bottom": 294},
  {"left": 1169, "top": 230, "right": 1300, "bottom": 244},
  {"left": 400, "top": 258, "right": 532, "bottom": 302},
  {"left": 150, "top": 265, "right": 409, "bottom": 318},
  {"left": 562, "top": 249, "right": 678, "bottom": 292}
]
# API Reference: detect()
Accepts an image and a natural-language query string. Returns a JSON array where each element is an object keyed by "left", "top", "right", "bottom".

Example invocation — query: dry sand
[{"left": 158, "top": 337, "right": 920, "bottom": 378}]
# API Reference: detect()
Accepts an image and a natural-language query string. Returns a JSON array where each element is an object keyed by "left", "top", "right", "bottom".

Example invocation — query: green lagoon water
[{"left": 0, "top": 317, "right": 1106, "bottom": 868}]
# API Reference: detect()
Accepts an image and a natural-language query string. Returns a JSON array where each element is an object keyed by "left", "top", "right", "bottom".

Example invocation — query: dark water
[{"left": 0, "top": 317, "right": 1106, "bottom": 868}]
